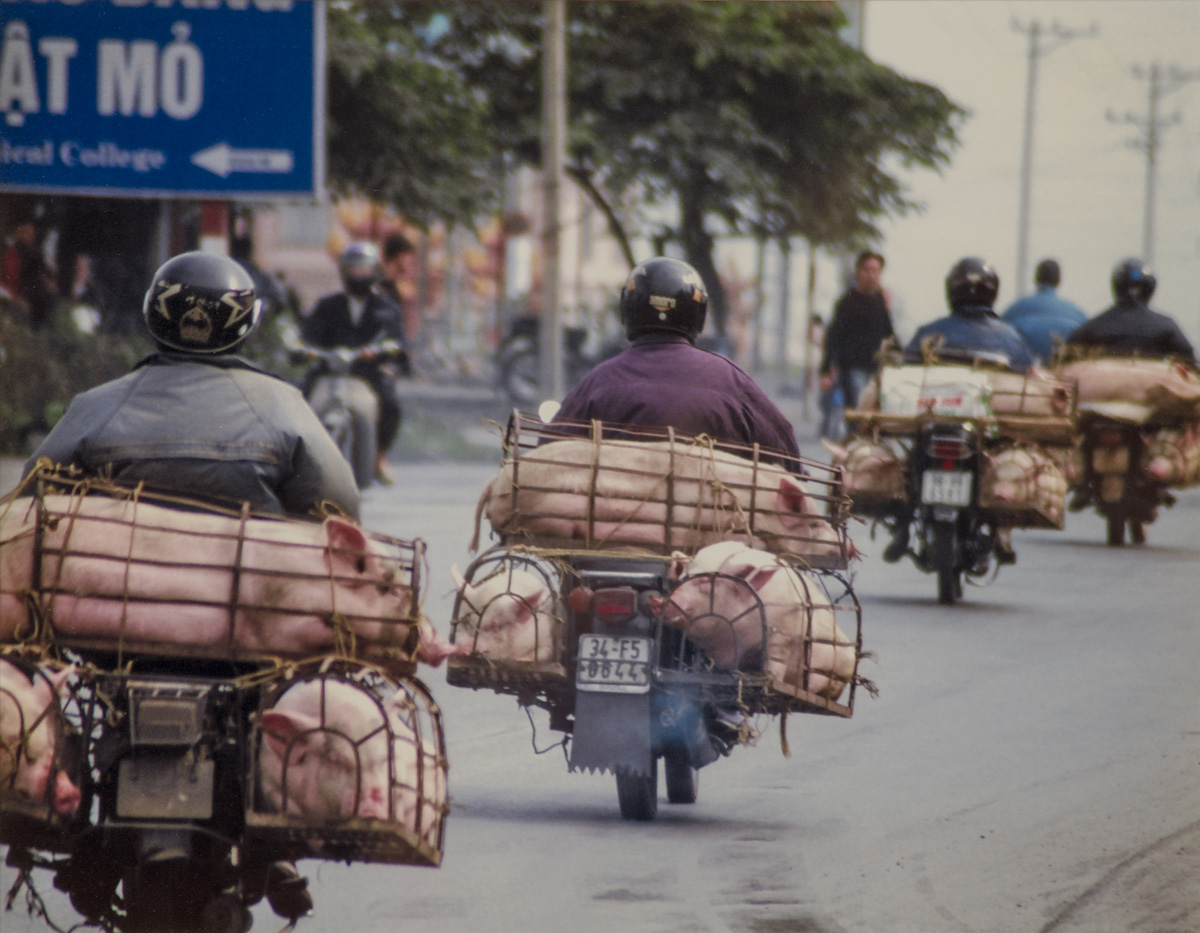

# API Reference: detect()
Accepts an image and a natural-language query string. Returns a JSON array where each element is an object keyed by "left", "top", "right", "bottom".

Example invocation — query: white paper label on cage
[{"left": 880, "top": 366, "right": 993, "bottom": 418}]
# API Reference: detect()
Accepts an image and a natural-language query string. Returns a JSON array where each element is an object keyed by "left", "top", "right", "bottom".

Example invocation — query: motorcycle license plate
[
  {"left": 1092, "top": 446, "right": 1130, "bottom": 474},
  {"left": 576, "top": 635, "right": 652, "bottom": 693},
  {"left": 922, "top": 470, "right": 973, "bottom": 507}
]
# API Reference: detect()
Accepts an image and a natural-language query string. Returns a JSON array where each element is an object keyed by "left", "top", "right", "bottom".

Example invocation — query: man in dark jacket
[
  {"left": 552, "top": 257, "right": 800, "bottom": 463},
  {"left": 26, "top": 251, "right": 359, "bottom": 521},
  {"left": 819, "top": 250, "right": 895, "bottom": 411},
  {"left": 906, "top": 257, "right": 1033, "bottom": 374},
  {"left": 23, "top": 250, "right": 353, "bottom": 922},
  {"left": 301, "top": 241, "right": 408, "bottom": 484},
  {"left": 1066, "top": 258, "right": 1194, "bottom": 362}
]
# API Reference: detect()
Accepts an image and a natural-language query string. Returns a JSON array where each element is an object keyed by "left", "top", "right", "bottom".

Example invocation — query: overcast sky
[{"left": 859, "top": 0, "right": 1200, "bottom": 341}]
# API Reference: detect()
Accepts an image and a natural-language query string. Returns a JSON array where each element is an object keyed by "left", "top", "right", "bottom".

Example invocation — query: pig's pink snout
[
  {"left": 1146, "top": 458, "right": 1172, "bottom": 482},
  {"left": 358, "top": 784, "right": 390, "bottom": 820},
  {"left": 54, "top": 770, "right": 82, "bottom": 816}
]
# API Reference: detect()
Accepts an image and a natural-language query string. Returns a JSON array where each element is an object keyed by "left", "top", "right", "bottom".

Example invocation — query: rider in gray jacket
[{"left": 25, "top": 251, "right": 360, "bottom": 521}]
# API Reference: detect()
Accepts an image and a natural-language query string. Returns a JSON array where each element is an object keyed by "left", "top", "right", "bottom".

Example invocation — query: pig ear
[
  {"left": 669, "top": 551, "right": 691, "bottom": 580},
  {"left": 260, "top": 709, "right": 319, "bottom": 761},
  {"left": 451, "top": 565, "right": 469, "bottom": 593},
  {"left": 775, "top": 475, "right": 809, "bottom": 515},
  {"left": 324, "top": 517, "right": 372, "bottom": 574},
  {"left": 821, "top": 438, "right": 849, "bottom": 463},
  {"left": 45, "top": 665, "right": 75, "bottom": 694},
  {"left": 725, "top": 558, "right": 781, "bottom": 592}
]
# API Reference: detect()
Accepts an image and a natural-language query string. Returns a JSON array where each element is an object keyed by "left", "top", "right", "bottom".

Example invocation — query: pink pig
[
  {"left": 822, "top": 437, "right": 906, "bottom": 503},
  {"left": 451, "top": 564, "right": 559, "bottom": 663},
  {"left": 382, "top": 691, "right": 446, "bottom": 848},
  {"left": 1142, "top": 424, "right": 1200, "bottom": 487},
  {"left": 0, "top": 494, "right": 448, "bottom": 669},
  {"left": 258, "top": 678, "right": 394, "bottom": 822},
  {"left": 257, "top": 677, "right": 447, "bottom": 846},
  {"left": 0, "top": 658, "right": 81, "bottom": 816},
  {"left": 473, "top": 438, "right": 851, "bottom": 562},
  {"left": 658, "top": 543, "right": 857, "bottom": 700}
]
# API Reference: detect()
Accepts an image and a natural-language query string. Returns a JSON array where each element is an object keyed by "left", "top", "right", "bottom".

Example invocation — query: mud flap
[{"left": 569, "top": 692, "right": 652, "bottom": 776}]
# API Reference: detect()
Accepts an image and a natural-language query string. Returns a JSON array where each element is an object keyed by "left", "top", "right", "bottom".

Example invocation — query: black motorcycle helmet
[
  {"left": 945, "top": 256, "right": 1000, "bottom": 310},
  {"left": 619, "top": 257, "right": 708, "bottom": 340},
  {"left": 1111, "top": 258, "right": 1156, "bottom": 303},
  {"left": 142, "top": 251, "right": 262, "bottom": 353},
  {"left": 339, "top": 241, "right": 381, "bottom": 298}
]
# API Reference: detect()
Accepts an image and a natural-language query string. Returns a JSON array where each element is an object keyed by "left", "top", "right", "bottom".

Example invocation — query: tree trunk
[{"left": 678, "top": 178, "right": 728, "bottom": 338}]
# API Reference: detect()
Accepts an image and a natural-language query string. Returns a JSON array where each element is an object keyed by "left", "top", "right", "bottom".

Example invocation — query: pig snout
[
  {"left": 1146, "top": 457, "right": 1174, "bottom": 483},
  {"left": 53, "top": 769, "right": 82, "bottom": 816}
]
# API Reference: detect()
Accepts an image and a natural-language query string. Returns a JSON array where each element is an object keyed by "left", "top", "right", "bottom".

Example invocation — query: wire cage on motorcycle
[
  {"left": 246, "top": 662, "right": 447, "bottom": 867},
  {"left": 481, "top": 411, "right": 853, "bottom": 570},
  {"left": 446, "top": 546, "right": 569, "bottom": 700},
  {"left": 0, "top": 650, "right": 81, "bottom": 847},
  {"left": 0, "top": 468, "right": 427, "bottom": 673},
  {"left": 655, "top": 562, "right": 863, "bottom": 719}
]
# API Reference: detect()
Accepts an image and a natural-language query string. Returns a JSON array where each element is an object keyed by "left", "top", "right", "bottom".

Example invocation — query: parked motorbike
[
  {"left": 293, "top": 338, "right": 407, "bottom": 489},
  {"left": 1072, "top": 414, "right": 1168, "bottom": 546},
  {"left": 497, "top": 316, "right": 623, "bottom": 405}
]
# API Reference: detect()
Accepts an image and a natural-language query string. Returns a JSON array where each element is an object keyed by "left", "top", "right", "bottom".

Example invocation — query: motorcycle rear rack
[
  {"left": 445, "top": 655, "right": 855, "bottom": 720},
  {"left": 244, "top": 812, "right": 441, "bottom": 868},
  {"left": 445, "top": 655, "right": 570, "bottom": 711}
]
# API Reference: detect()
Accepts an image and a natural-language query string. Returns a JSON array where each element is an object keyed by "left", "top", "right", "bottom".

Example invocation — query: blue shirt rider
[{"left": 1000, "top": 258, "right": 1087, "bottom": 365}]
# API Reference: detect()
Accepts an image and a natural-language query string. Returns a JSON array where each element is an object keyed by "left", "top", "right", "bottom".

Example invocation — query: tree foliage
[
  {"left": 326, "top": 2, "right": 966, "bottom": 330},
  {"left": 326, "top": 3, "right": 500, "bottom": 228}
]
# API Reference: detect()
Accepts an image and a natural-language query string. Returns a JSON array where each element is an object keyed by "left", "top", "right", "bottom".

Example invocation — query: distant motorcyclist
[
  {"left": 25, "top": 251, "right": 360, "bottom": 522},
  {"left": 888, "top": 257, "right": 1028, "bottom": 565},
  {"left": 1000, "top": 258, "right": 1087, "bottom": 365},
  {"left": 551, "top": 256, "right": 800, "bottom": 464},
  {"left": 301, "top": 242, "right": 410, "bottom": 485},
  {"left": 1065, "top": 258, "right": 1194, "bottom": 362},
  {"left": 905, "top": 257, "right": 1033, "bottom": 373}
]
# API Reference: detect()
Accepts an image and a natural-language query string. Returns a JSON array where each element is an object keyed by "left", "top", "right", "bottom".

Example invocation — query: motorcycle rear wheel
[
  {"left": 664, "top": 752, "right": 699, "bottom": 805},
  {"left": 616, "top": 762, "right": 659, "bottom": 821},
  {"left": 1106, "top": 514, "right": 1126, "bottom": 547},
  {"left": 120, "top": 861, "right": 216, "bottom": 933},
  {"left": 933, "top": 522, "right": 961, "bottom": 605}
]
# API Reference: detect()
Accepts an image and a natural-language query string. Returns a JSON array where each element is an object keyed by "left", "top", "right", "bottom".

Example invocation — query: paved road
[{"left": 3, "top": 449, "right": 1197, "bottom": 933}]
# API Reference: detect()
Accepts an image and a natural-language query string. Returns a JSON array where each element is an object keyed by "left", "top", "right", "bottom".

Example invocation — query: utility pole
[
  {"left": 540, "top": 0, "right": 566, "bottom": 405},
  {"left": 1011, "top": 18, "right": 1097, "bottom": 298},
  {"left": 1108, "top": 63, "right": 1200, "bottom": 266}
]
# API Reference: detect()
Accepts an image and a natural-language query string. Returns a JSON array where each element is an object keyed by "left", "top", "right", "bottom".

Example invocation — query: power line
[
  {"left": 1107, "top": 63, "right": 1200, "bottom": 266},
  {"left": 1011, "top": 17, "right": 1098, "bottom": 298}
]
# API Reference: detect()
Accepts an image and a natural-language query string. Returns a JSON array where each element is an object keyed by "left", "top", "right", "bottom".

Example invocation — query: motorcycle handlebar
[{"left": 290, "top": 340, "right": 407, "bottom": 370}]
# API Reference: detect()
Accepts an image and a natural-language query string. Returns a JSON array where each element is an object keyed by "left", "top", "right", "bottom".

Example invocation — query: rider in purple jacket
[{"left": 551, "top": 257, "right": 800, "bottom": 465}]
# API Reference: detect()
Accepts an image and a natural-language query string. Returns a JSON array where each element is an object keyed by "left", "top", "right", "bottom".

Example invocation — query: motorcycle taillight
[
  {"left": 1096, "top": 428, "right": 1126, "bottom": 448},
  {"left": 928, "top": 435, "right": 970, "bottom": 461},
  {"left": 592, "top": 587, "right": 638, "bottom": 622}
]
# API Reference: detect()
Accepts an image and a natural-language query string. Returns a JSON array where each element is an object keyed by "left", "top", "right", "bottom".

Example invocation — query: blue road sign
[{"left": 0, "top": 0, "right": 324, "bottom": 200}]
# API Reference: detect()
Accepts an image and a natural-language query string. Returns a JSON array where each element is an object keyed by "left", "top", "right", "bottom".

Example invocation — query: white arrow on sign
[{"left": 191, "top": 142, "right": 294, "bottom": 178}]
